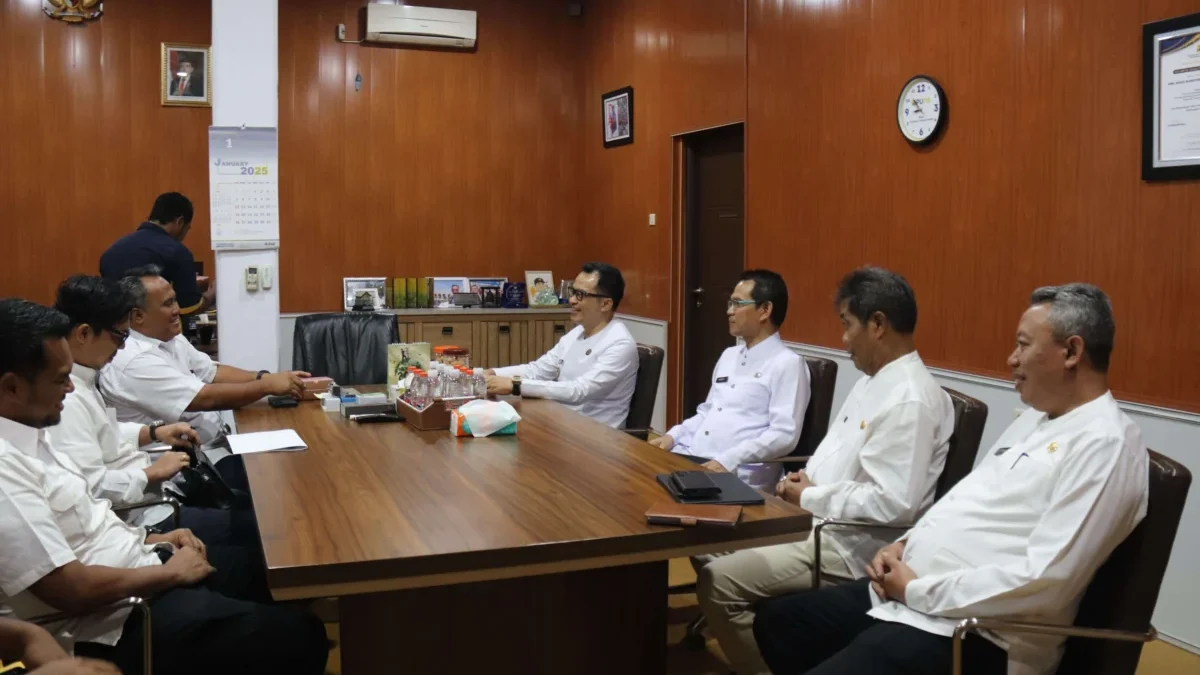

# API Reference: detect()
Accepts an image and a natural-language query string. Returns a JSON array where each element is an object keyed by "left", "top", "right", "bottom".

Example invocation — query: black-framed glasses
[
  {"left": 106, "top": 326, "right": 130, "bottom": 348},
  {"left": 727, "top": 299, "right": 757, "bottom": 311},
  {"left": 568, "top": 287, "right": 610, "bottom": 302}
]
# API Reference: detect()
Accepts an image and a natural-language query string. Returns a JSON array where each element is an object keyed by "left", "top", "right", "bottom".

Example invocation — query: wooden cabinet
[{"left": 388, "top": 309, "right": 571, "bottom": 370}]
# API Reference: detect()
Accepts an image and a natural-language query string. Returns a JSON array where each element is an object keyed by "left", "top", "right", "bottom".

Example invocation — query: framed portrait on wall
[
  {"left": 602, "top": 86, "right": 634, "bottom": 148},
  {"left": 1143, "top": 12, "right": 1200, "bottom": 180},
  {"left": 161, "top": 43, "right": 212, "bottom": 107}
]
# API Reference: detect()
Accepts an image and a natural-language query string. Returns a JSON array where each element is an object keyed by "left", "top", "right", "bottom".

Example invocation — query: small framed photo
[
  {"left": 432, "top": 277, "right": 470, "bottom": 307},
  {"left": 525, "top": 271, "right": 560, "bottom": 306},
  {"left": 467, "top": 277, "right": 507, "bottom": 294},
  {"left": 602, "top": 86, "right": 634, "bottom": 148},
  {"left": 162, "top": 43, "right": 212, "bottom": 107},
  {"left": 343, "top": 277, "right": 387, "bottom": 311}
]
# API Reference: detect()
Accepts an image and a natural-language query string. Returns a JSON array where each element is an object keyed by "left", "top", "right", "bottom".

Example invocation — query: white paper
[
  {"left": 1159, "top": 30, "right": 1200, "bottom": 162},
  {"left": 227, "top": 429, "right": 307, "bottom": 455}
]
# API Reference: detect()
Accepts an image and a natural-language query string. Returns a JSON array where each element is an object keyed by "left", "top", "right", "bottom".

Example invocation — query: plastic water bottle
[
  {"left": 427, "top": 365, "right": 441, "bottom": 400},
  {"left": 412, "top": 371, "right": 430, "bottom": 409},
  {"left": 472, "top": 368, "right": 487, "bottom": 398}
]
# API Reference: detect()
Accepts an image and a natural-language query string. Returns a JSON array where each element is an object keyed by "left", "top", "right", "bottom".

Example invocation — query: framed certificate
[{"left": 1143, "top": 12, "right": 1200, "bottom": 180}]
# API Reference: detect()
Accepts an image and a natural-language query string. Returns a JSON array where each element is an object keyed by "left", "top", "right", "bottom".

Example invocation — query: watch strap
[{"left": 256, "top": 370, "right": 270, "bottom": 380}]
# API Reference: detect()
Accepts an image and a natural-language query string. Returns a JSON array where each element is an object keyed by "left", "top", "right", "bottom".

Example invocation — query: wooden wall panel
[
  {"left": 278, "top": 0, "right": 586, "bottom": 312},
  {"left": 0, "top": 0, "right": 213, "bottom": 304},
  {"left": 580, "top": 0, "right": 746, "bottom": 319},
  {"left": 746, "top": 0, "right": 1200, "bottom": 411}
]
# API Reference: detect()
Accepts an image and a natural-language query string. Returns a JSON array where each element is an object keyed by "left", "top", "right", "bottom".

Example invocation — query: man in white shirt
[
  {"left": 696, "top": 267, "right": 954, "bottom": 675},
  {"left": 0, "top": 298, "right": 328, "bottom": 675},
  {"left": 485, "top": 262, "right": 638, "bottom": 427},
  {"left": 53, "top": 276, "right": 259, "bottom": 548},
  {"left": 650, "top": 269, "right": 809, "bottom": 491},
  {"left": 101, "top": 265, "right": 307, "bottom": 487},
  {"left": 753, "top": 283, "right": 1149, "bottom": 675}
]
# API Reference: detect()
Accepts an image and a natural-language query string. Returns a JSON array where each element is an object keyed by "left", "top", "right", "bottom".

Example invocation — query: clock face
[{"left": 897, "top": 76, "right": 944, "bottom": 144}]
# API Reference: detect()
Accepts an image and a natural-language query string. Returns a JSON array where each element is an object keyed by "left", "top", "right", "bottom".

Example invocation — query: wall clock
[{"left": 897, "top": 75, "right": 946, "bottom": 144}]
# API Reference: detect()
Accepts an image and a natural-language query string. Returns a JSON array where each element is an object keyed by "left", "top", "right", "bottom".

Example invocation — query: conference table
[{"left": 234, "top": 391, "right": 811, "bottom": 673}]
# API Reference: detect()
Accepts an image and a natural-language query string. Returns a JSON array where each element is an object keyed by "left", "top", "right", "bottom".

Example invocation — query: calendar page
[{"left": 208, "top": 126, "right": 280, "bottom": 250}]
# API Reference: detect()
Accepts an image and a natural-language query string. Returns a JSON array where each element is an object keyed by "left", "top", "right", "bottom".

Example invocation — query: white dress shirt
[
  {"left": 666, "top": 333, "right": 809, "bottom": 490},
  {"left": 101, "top": 330, "right": 225, "bottom": 444},
  {"left": 493, "top": 320, "right": 638, "bottom": 428},
  {"left": 0, "top": 417, "right": 162, "bottom": 649},
  {"left": 57, "top": 364, "right": 172, "bottom": 527},
  {"left": 867, "top": 392, "right": 1149, "bottom": 675},
  {"left": 801, "top": 352, "right": 954, "bottom": 577}
]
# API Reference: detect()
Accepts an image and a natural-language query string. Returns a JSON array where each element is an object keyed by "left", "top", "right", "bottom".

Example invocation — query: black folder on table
[{"left": 655, "top": 471, "right": 766, "bottom": 506}]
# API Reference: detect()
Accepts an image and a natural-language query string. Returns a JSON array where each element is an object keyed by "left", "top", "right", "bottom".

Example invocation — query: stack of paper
[{"left": 227, "top": 430, "right": 308, "bottom": 455}]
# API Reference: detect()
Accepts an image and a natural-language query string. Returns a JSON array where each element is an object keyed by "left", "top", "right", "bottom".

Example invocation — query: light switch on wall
[
  {"left": 261, "top": 265, "right": 273, "bottom": 289},
  {"left": 648, "top": 213, "right": 656, "bottom": 226}
]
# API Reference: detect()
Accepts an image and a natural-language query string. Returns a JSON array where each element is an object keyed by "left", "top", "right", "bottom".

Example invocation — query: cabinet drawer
[{"left": 420, "top": 322, "right": 473, "bottom": 355}]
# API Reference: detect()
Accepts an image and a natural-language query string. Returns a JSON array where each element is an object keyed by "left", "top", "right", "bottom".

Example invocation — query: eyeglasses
[
  {"left": 106, "top": 327, "right": 130, "bottom": 348},
  {"left": 568, "top": 287, "right": 610, "bottom": 302},
  {"left": 727, "top": 299, "right": 758, "bottom": 311}
]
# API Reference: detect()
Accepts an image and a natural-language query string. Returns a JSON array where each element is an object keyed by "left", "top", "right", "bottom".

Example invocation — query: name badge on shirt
[{"left": 716, "top": 376, "right": 729, "bottom": 383}]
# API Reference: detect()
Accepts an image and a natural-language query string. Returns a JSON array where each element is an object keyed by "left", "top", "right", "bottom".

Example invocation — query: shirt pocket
[
  {"left": 729, "top": 372, "right": 772, "bottom": 410},
  {"left": 44, "top": 477, "right": 88, "bottom": 544}
]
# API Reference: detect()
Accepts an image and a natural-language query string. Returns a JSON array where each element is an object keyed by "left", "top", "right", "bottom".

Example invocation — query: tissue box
[{"left": 450, "top": 410, "right": 518, "bottom": 437}]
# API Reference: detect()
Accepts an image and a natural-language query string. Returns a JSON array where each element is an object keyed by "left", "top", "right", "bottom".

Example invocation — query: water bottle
[
  {"left": 412, "top": 371, "right": 430, "bottom": 409},
  {"left": 427, "top": 365, "right": 441, "bottom": 400},
  {"left": 472, "top": 367, "right": 487, "bottom": 398}
]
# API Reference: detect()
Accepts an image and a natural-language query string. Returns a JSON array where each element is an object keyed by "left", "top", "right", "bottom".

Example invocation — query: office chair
[
  {"left": 952, "top": 450, "right": 1190, "bottom": 675},
  {"left": 292, "top": 312, "right": 398, "bottom": 385},
  {"left": 812, "top": 387, "right": 987, "bottom": 587},
  {"left": 113, "top": 495, "right": 181, "bottom": 530},
  {"left": 32, "top": 597, "right": 152, "bottom": 675},
  {"left": 677, "top": 356, "right": 838, "bottom": 649},
  {"left": 622, "top": 344, "right": 664, "bottom": 441}
]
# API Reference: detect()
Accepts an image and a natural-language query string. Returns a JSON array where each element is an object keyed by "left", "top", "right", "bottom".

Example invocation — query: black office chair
[
  {"left": 812, "top": 387, "right": 988, "bottom": 587},
  {"left": 292, "top": 313, "right": 398, "bottom": 385},
  {"left": 952, "top": 449, "right": 1191, "bottom": 675},
  {"left": 622, "top": 344, "right": 664, "bottom": 440},
  {"left": 36, "top": 597, "right": 152, "bottom": 675}
]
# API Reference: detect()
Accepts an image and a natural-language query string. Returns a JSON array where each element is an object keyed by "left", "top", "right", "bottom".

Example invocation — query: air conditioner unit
[{"left": 364, "top": 4, "right": 477, "bottom": 49}]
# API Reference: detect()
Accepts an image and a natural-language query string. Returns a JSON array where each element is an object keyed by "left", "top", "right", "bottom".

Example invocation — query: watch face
[{"left": 897, "top": 76, "right": 943, "bottom": 144}]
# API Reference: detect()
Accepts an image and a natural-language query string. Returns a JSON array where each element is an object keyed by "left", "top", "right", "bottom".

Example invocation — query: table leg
[{"left": 340, "top": 561, "right": 669, "bottom": 674}]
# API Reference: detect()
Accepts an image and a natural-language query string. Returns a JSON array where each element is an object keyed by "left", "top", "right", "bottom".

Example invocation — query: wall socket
[{"left": 336, "top": 24, "right": 346, "bottom": 41}]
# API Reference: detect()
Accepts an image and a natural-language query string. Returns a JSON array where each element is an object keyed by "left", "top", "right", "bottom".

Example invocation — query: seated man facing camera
[
  {"left": 100, "top": 265, "right": 307, "bottom": 446},
  {"left": 53, "top": 276, "right": 258, "bottom": 548},
  {"left": 0, "top": 299, "right": 328, "bottom": 675},
  {"left": 650, "top": 269, "right": 809, "bottom": 491},
  {"left": 753, "top": 284, "right": 1149, "bottom": 675},
  {"left": 486, "top": 262, "right": 639, "bottom": 428}
]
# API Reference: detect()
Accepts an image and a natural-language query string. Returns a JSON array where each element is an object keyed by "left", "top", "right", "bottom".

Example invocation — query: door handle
[
  {"left": 499, "top": 325, "right": 510, "bottom": 334},
  {"left": 692, "top": 287, "right": 704, "bottom": 294},
  {"left": 441, "top": 327, "right": 453, "bottom": 336}
]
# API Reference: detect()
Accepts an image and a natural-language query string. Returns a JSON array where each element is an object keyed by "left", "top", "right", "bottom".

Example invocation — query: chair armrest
[
  {"left": 113, "top": 496, "right": 182, "bottom": 530},
  {"left": 812, "top": 519, "right": 912, "bottom": 589},
  {"left": 752, "top": 456, "right": 811, "bottom": 465},
  {"left": 952, "top": 618, "right": 1156, "bottom": 675},
  {"left": 623, "top": 429, "right": 651, "bottom": 441},
  {"left": 30, "top": 597, "right": 152, "bottom": 675}
]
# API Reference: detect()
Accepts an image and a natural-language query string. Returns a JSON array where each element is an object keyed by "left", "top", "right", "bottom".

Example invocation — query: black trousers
[
  {"left": 152, "top": 505, "right": 260, "bottom": 549},
  {"left": 82, "top": 545, "right": 327, "bottom": 675},
  {"left": 753, "top": 579, "right": 1008, "bottom": 675}
]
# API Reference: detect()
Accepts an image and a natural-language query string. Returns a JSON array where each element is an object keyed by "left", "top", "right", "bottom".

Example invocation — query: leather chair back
[
  {"left": 292, "top": 313, "right": 399, "bottom": 385},
  {"left": 624, "top": 344, "right": 664, "bottom": 430},
  {"left": 790, "top": 356, "right": 838, "bottom": 457},
  {"left": 1057, "top": 450, "right": 1191, "bottom": 674},
  {"left": 935, "top": 388, "right": 989, "bottom": 500}
]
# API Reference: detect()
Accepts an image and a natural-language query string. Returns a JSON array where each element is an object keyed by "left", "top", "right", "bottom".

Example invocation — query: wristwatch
[
  {"left": 511, "top": 376, "right": 522, "bottom": 396},
  {"left": 256, "top": 370, "right": 270, "bottom": 380},
  {"left": 148, "top": 421, "right": 164, "bottom": 443}
]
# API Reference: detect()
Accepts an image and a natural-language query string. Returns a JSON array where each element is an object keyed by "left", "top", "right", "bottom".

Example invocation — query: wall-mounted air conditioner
[{"left": 364, "top": 4, "right": 477, "bottom": 49}]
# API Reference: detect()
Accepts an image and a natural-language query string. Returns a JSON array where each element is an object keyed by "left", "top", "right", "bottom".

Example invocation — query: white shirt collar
[
  {"left": 0, "top": 416, "right": 48, "bottom": 457},
  {"left": 740, "top": 332, "right": 783, "bottom": 355},
  {"left": 71, "top": 362, "right": 99, "bottom": 386},
  {"left": 129, "top": 329, "right": 168, "bottom": 349},
  {"left": 870, "top": 350, "right": 921, "bottom": 382}
]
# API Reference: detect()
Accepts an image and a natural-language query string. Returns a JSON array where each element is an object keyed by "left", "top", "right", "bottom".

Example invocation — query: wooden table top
[{"left": 235, "top": 394, "right": 811, "bottom": 600}]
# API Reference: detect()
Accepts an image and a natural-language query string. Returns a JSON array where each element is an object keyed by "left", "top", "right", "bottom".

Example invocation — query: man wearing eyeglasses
[
  {"left": 52, "top": 276, "right": 259, "bottom": 548},
  {"left": 485, "top": 262, "right": 638, "bottom": 428},
  {"left": 650, "top": 269, "right": 809, "bottom": 492}
]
